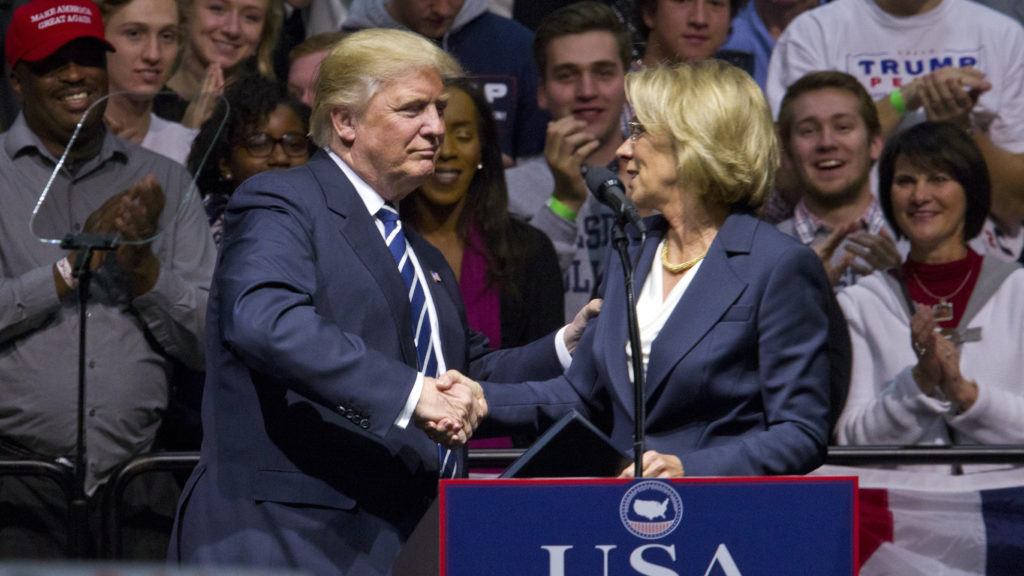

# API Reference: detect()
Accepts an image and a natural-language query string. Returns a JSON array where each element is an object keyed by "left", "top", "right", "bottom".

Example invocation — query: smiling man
[
  {"left": 776, "top": 70, "right": 900, "bottom": 288},
  {"left": 0, "top": 0, "right": 215, "bottom": 556},
  {"left": 505, "top": 1, "right": 631, "bottom": 322},
  {"left": 636, "top": 0, "right": 745, "bottom": 66}
]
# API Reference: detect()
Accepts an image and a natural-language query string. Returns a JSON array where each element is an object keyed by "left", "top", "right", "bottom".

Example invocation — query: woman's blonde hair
[
  {"left": 182, "top": 0, "right": 282, "bottom": 80},
  {"left": 253, "top": 0, "right": 282, "bottom": 79},
  {"left": 626, "top": 60, "right": 778, "bottom": 210},
  {"left": 310, "top": 28, "right": 463, "bottom": 147}
]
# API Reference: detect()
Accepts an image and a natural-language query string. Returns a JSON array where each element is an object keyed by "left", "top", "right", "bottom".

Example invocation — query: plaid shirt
[{"left": 791, "top": 198, "right": 892, "bottom": 289}]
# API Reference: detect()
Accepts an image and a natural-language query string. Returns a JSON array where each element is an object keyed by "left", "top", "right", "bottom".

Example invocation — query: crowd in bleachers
[{"left": 1, "top": 0, "right": 1022, "bottom": 562}]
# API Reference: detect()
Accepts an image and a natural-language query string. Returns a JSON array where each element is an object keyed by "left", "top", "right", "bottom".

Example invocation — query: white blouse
[{"left": 625, "top": 239, "right": 703, "bottom": 383}]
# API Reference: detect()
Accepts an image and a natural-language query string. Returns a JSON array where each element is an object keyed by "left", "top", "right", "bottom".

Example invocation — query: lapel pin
[{"left": 430, "top": 271, "right": 442, "bottom": 284}]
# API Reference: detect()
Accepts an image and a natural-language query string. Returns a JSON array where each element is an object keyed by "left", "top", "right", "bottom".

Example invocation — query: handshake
[{"left": 413, "top": 370, "right": 488, "bottom": 447}]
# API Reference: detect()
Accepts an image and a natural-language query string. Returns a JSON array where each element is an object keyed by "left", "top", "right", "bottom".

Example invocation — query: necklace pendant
[{"left": 932, "top": 300, "right": 954, "bottom": 322}]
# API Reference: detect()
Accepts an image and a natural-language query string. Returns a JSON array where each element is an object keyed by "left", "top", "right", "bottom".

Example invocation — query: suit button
[
  {"left": 346, "top": 409, "right": 356, "bottom": 418},
  {"left": 337, "top": 405, "right": 346, "bottom": 413},
  {"left": 360, "top": 419, "right": 370, "bottom": 429}
]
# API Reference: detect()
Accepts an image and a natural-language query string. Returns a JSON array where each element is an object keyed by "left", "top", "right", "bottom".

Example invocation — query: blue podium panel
[{"left": 440, "top": 477, "right": 856, "bottom": 576}]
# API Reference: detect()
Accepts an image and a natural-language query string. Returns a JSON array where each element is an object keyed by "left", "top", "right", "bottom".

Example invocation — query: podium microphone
[
  {"left": 583, "top": 165, "right": 647, "bottom": 477},
  {"left": 582, "top": 166, "right": 646, "bottom": 234}
]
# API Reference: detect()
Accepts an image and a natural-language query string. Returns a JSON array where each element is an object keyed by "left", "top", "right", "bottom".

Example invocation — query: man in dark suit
[{"left": 169, "top": 28, "right": 573, "bottom": 576}]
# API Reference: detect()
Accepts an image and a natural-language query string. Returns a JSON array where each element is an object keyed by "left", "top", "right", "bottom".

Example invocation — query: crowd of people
[{"left": 1, "top": 0, "right": 1022, "bottom": 571}]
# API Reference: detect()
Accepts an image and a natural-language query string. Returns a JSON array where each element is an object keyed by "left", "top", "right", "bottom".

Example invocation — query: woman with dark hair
[
  {"left": 836, "top": 122, "right": 1024, "bottom": 455},
  {"left": 401, "top": 79, "right": 565, "bottom": 352},
  {"left": 189, "top": 74, "right": 311, "bottom": 246}
]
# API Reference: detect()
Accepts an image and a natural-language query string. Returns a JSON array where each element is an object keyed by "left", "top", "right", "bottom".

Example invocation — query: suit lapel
[
  {"left": 308, "top": 152, "right": 417, "bottom": 366},
  {"left": 643, "top": 214, "right": 753, "bottom": 401}
]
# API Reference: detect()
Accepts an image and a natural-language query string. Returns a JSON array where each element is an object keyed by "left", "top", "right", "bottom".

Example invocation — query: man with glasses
[{"left": 0, "top": 0, "right": 215, "bottom": 556}]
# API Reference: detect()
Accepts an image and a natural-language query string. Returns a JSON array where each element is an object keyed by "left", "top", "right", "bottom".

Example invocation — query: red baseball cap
[{"left": 4, "top": 0, "right": 115, "bottom": 68}]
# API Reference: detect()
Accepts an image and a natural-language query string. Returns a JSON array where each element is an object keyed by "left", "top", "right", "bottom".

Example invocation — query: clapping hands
[
  {"left": 67, "top": 175, "right": 165, "bottom": 296},
  {"left": 909, "top": 306, "right": 979, "bottom": 412},
  {"left": 413, "top": 370, "right": 488, "bottom": 447},
  {"left": 814, "top": 222, "right": 900, "bottom": 286}
]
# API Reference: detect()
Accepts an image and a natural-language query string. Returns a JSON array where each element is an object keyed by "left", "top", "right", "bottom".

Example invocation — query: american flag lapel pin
[{"left": 430, "top": 271, "right": 442, "bottom": 284}]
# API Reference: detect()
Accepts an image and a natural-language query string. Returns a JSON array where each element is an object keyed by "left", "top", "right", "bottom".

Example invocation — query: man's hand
[
  {"left": 563, "top": 298, "right": 602, "bottom": 354},
  {"left": 844, "top": 228, "right": 900, "bottom": 276},
  {"left": 814, "top": 223, "right": 899, "bottom": 286},
  {"left": 413, "top": 370, "right": 487, "bottom": 447},
  {"left": 618, "top": 450, "right": 684, "bottom": 478},
  {"left": 545, "top": 116, "right": 601, "bottom": 214},
  {"left": 904, "top": 67, "right": 991, "bottom": 128},
  {"left": 112, "top": 176, "right": 165, "bottom": 295},
  {"left": 66, "top": 176, "right": 165, "bottom": 297}
]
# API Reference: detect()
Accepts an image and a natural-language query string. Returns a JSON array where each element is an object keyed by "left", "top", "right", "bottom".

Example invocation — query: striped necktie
[{"left": 376, "top": 204, "right": 458, "bottom": 478}]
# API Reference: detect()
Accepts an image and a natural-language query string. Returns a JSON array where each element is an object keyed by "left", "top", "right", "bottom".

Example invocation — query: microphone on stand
[
  {"left": 582, "top": 165, "right": 647, "bottom": 477},
  {"left": 582, "top": 165, "right": 646, "bottom": 234}
]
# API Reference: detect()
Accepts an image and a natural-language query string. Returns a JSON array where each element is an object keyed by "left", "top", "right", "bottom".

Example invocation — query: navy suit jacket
[
  {"left": 481, "top": 212, "right": 833, "bottom": 476},
  {"left": 169, "top": 152, "right": 561, "bottom": 575}
]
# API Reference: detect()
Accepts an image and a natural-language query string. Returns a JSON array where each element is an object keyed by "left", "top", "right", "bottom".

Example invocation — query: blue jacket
[{"left": 481, "top": 213, "right": 833, "bottom": 476}]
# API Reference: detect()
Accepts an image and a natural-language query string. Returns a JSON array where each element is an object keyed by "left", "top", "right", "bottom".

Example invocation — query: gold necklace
[
  {"left": 661, "top": 242, "right": 706, "bottom": 274},
  {"left": 910, "top": 267, "right": 973, "bottom": 323}
]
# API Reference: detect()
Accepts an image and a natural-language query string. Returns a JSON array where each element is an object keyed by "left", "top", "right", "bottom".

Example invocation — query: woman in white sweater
[{"left": 836, "top": 122, "right": 1024, "bottom": 454}]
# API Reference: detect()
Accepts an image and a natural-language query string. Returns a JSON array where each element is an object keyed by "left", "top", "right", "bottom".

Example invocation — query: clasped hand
[
  {"left": 413, "top": 370, "right": 488, "bottom": 447},
  {"left": 815, "top": 222, "right": 899, "bottom": 287},
  {"left": 910, "top": 306, "right": 978, "bottom": 411},
  {"left": 68, "top": 175, "right": 165, "bottom": 296}
]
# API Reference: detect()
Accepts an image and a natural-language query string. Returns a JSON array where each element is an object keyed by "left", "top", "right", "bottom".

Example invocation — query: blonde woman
[
  {"left": 159, "top": 0, "right": 282, "bottom": 127},
  {"left": 479, "top": 61, "right": 834, "bottom": 478}
]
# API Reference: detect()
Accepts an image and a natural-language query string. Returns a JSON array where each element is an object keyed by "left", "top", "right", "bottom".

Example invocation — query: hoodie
[{"left": 344, "top": 0, "right": 547, "bottom": 159}]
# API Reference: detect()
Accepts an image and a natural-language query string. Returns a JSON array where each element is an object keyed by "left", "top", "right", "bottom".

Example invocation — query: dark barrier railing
[
  {"left": 85, "top": 446, "right": 1024, "bottom": 558},
  {"left": 0, "top": 458, "right": 78, "bottom": 556}
]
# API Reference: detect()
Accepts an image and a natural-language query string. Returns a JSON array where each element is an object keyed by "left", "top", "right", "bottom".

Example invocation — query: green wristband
[
  {"left": 548, "top": 197, "right": 578, "bottom": 222},
  {"left": 889, "top": 88, "right": 907, "bottom": 116}
]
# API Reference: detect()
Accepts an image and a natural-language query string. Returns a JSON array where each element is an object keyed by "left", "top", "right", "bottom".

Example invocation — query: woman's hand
[
  {"left": 932, "top": 338, "right": 979, "bottom": 412},
  {"left": 910, "top": 305, "right": 943, "bottom": 395},
  {"left": 618, "top": 450, "right": 684, "bottom": 478},
  {"left": 182, "top": 63, "right": 225, "bottom": 129}
]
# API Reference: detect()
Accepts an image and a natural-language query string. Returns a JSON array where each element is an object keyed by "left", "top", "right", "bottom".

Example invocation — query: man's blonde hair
[
  {"left": 626, "top": 60, "right": 778, "bottom": 210},
  {"left": 310, "top": 28, "right": 463, "bottom": 147}
]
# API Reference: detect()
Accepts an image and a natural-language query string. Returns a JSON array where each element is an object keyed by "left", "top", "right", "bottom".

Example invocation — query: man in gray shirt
[
  {"left": 504, "top": 2, "right": 630, "bottom": 323},
  {"left": 1, "top": 0, "right": 214, "bottom": 556}
]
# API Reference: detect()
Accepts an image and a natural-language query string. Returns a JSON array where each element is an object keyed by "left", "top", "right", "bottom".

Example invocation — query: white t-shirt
[
  {"left": 766, "top": 0, "right": 1024, "bottom": 153},
  {"left": 141, "top": 113, "right": 198, "bottom": 166}
]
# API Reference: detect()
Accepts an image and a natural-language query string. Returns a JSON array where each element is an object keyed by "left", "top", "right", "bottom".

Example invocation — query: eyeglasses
[
  {"left": 627, "top": 120, "right": 648, "bottom": 142},
  {"left": 240, "top": 132, "right": 310, "bottom": 157}
]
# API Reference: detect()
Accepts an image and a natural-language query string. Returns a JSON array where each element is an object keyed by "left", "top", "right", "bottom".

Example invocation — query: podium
[{"left": 438, "top": 476, "right": 857, "bottom": 575}]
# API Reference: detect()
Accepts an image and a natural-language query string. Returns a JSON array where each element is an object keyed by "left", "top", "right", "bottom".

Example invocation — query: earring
[
  {"left": 221, "top": 170, "right": 233, "bottom": 181},
  {"left": 476, "top": 163, "right": 483, "bottom": 170}
]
